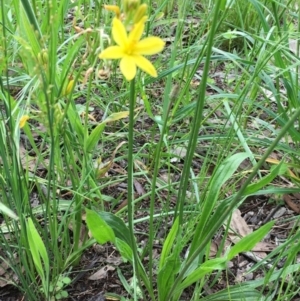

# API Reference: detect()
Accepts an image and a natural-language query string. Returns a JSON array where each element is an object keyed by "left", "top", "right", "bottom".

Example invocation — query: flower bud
[
  {"left": 63, "top": 79, "right": 75, "bottom": 96},
  {"left": 104, "top": 5, "right": 121, "bottom": 18},
  {"left": 19, "top": 115, "right": 30, "bottom": 128},
  {"left": 133, "top": 3, "right": 147, "bottom": 24},
  {"left": 41, "top": 50, "right": 48, "bottom": 64}
]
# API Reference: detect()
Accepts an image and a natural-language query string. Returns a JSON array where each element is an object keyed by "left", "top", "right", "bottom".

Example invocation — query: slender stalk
[
  {"left": 127, "top": 79, "right": 141, "bottom": 299},
  {"left": 148, "top": 97, "right": 173, "bottom": 295},
  {"left": 174, "top": 0, "right": 222, "bottom": 226}
]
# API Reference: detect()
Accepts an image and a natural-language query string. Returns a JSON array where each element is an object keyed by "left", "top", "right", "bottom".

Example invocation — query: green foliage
[
  {"left": 158, "top": 217, "right": 179, "bottom": 271},
  {"left": 49, "top": 275, "right": 71, "bottom": 300},
  {"left": 1, "top": 0, "right": 300, "bottom": 300},
  {"left": 227, "top": 221, "right": 274, "bottom": 260},
  {"left": 86, "top": 209, "right": 116, "bottom": 244},
  {"left": 97, "top": 211, "right": 132, "bottom": 246},
  {"left": 85, "top": 111, "right": 129, "bottom": 153},
  {"left": 26, "top": 218, "right": 50, "bottom": 295}
]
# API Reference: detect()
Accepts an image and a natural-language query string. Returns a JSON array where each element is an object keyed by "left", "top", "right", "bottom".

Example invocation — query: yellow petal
[
  {"left": 99, "top": 46, "right": 124, "bottom": 59},
  {"left": 112, "top": 18, "right": 128, "bottom": 47},
  {"left": 120, "top": 55, "right": 137, "bottom": 81},
  {"left": 133, "top": 55, "right": 157, "bottom": 77},
  {"left": 19, "top": 115, "right": 30, "bottom": 128},
  {"left": 129, "top": 17, "right": 145, "bottom": 43},
  {"left": 134, "top": 37, "right": 165, "bottom": 55}
]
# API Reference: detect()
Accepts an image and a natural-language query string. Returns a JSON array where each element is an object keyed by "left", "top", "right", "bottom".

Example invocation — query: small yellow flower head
[
  {"left": 104, "top": 5, "right": 121, "bottom": 19},
  {"left": 99, "top": 17, "right": 165, "bottom": 81},
  {"left": 19, "top": 115, "right": 30, "bottom": 128}
]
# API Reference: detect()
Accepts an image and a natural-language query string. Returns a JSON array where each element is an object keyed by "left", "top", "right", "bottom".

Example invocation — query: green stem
[
  {"left": 174, "top": 0, "right": 222, "bottom": 226},
  {"left": 128, "top": 78, "right": 140, "bottom": 300},
  {"left": 148, "top": 98, "right": 172, "bottom": 298}
]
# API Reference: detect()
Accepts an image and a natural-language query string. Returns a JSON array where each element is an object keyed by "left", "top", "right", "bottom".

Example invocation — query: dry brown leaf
[
  {"left": 106, "top": 256, "right": 123, "bottom": 265},
  {"left": 95, "top": 141, "right": 126, "bottom": 178},
  {"left": 134, "top": 179, "right": 145, "bottom": 196},
  {"left": 228, "top": 209, "right": 252, "bottom": 243},
  {"left": 134, "top": 158, "right": 148, "bottom": 171},
  {"left": 170, "top": 146, "right": 187, "bottom": 162},
  {"left": 0, "top": 254, "right": 20, "bottom": 287},
  {"left": 88, "top": 265, "right": 115, "bottom": 280},
  {"left": 19, "top": 144, "right": 49, "bottom": 172},
  {"left": 227, "top": 209, "right": 274, "bottom": 258},
  {"left": 252, "top": 241, "right": 275, "bottom": 252},
  {"left": 209, "top": 241, "right": 218, "bottom": 257},
  {"left": 283, "top": 194, "right": 300, "bottom": 214},
  {"left": 212, "top": 237, "right": 232, "bottom": 258},
  {"left": 289, "top": 39, "right": 299, "bottom": 55}
]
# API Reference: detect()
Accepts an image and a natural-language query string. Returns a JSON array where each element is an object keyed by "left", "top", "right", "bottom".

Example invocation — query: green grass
[{"left": 0, "top": 0, "right": 300, "bottom": 300}]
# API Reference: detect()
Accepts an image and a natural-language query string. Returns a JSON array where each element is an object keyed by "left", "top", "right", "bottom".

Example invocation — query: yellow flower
[
  {"left": 99, "top": 17, "right": 165, "bottom": 81},
  {"left": 19, "top": 115, "right": 30, "bottom": 128}
]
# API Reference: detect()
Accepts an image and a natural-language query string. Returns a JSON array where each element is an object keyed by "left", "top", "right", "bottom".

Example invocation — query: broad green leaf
[
  {"left": 228, "top": 221, "right": 274, "bottom": 260},
  {"left": 115, "top": 238, "right": 133, "bottom": 263},
  {"left": 200, "top": 285, "right": 262, "bottom": 301},
  {"left": 19, "top": 4, "right": 42, "bottom": 61},
  {"left": 244, "top": 161, "right": 284, "bottom": 195},
  {"left": 176, "top": 258, "right": 227, "bottom": 292},
  {"left": 220, "top": 0, "right": 227, "bottom": 10},
  {"left": 207, "top": 152, "right": 250, "bottom": 206},
  {"left": 158, "top": 253, "right": 181, "bottom": 301},
  {"left": 26, "top": 218, "right": 49, "bottom": 280},
  {"left": 86, "top": 209, "right": 115, "bottom": 244},
  {"left": 27, "top": 221, "right": 43, "bottom": 278},
  {"left": 159, "top": 217, "right": 179, "bottom": 271},
  {"left": 85, "top": 111, "right": 129, "bottom": 153},
  {"left": 85, "top": 123, "right": 106, "bottom": 153},
  {"left": 117, "top": 268, "right": 134, "bottom": 295},
  {"left": 189, "top": 153, "right": 250, "bottom": 256},
  {"left": 98, "top": 211, "right": 132, "bottom": 246},
  {"left": 21, "top": 0, "right": 42, "bottom": 37}
]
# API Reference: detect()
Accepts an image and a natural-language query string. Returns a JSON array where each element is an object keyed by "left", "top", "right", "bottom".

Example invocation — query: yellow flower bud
[
  {"left": 104, "top": 5, "right": 121, "bottom": 18},
  {"left": 42, "top": 50, "right": 48, "bottom": 64},
  {"left": 133, "top": 3, "right": 147, "bottom": 24},
  {"left": 37, "top": 52, "right": 43, "bottom": 65},
  {"left": 63, "top": 79, "right": 75, "bottom": 96},
  {"left": 37, "top": 50, "right": 48, "bottom": 68},
  {"left": 19, "top": 115, "right": 30, "bottom": 128}
]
